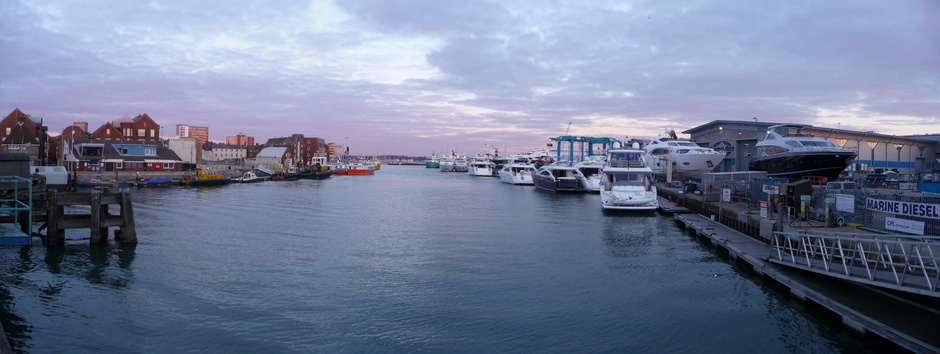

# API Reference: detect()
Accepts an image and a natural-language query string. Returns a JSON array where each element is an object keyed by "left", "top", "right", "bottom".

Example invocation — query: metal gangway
[{"left": 769, "top": 231, "right": 940, "bottom": 298}]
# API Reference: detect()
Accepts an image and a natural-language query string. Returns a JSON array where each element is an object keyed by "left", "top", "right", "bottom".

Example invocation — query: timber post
[{"left": 43, "top": 189, "right": 137, "bottom": 246}]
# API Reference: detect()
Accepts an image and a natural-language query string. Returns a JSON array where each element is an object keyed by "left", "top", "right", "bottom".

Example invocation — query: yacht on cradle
[
  {"left": 497, "top": 157, "right": 536, "bottom": 185},
  {"left": 468, "top": 155, "right": 496, "bottom": 177},
  {"left": 600, "top": 143, "right": 658, "bottom": 211},
  {"left": 454, "top": 155, "right": 469, "bottom": 172},
  {"left": 532, "top": 160, "right": 588, "bottom": 192},
  {"left": 644, "top": 130, "right": 725, "bottom": 181},
  {"left": 425, "top": 152, "right": 440, "bottom": 168},
  {"left": 574, "top": 154, "right": 607, "bottom": 192},
  {"left": 748, "top": 124, "right": 857, "bottom": 182}
]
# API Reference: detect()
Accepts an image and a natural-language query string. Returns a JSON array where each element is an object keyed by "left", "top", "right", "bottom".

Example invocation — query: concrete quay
[{"left": 661, "top": 185, "right": 940, "bottom": 353}]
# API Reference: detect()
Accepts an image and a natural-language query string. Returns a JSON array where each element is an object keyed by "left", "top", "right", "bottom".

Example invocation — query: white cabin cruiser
[
  {"left": 600, "top": 145, "right": 658, "bottom": 211},
  {"left": 644, "top": 131, "right": 724, "bottom": 181},
  {"left": 574, "top": 154, "right": 607, "bottom": 192},
  {"left": 497, "top": 157, "right": 536, "bottom": 185},
  {"left": 748, "top": 124, "right": 856, "bottom": 182},
  {"left": 439, "top": 154, "right": 456, "bottom": 172},
  {"left": 454, "top": 155, "right": 469, "bottom": 172},
  {"left": 468, "top": 155, "right": 496, "bottom": 177}
]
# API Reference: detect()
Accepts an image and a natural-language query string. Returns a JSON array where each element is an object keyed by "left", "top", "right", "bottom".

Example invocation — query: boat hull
[
  {"left": 600, "top": 188, "right": 659, "bottom": 210},
  {"left": 181, "top": 178, "right": 231, "bottom": 186},
  {"left": 425, "top": 161, "right": 440, "bottom": 168},
  {"left": 647, "top": 152, "right": 723, "bottom": 180},
  {"left": 497, "top": 169, "right": 534, "bottom": 185},
  {"left": 533, "top": 175, "right": 583, "bottom": 192},
  {"left": 748, "top": 151, "right": 856, "bottom": 182}
]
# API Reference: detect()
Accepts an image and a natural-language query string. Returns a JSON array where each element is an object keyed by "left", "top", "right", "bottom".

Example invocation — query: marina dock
[{"left": 660, "top": 183, "right": 940, "bottom": 353}]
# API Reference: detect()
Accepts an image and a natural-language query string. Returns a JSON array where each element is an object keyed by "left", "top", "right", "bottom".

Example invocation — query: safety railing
[{"left": 769, "top": 230, "right": 940, "bottom": 298}]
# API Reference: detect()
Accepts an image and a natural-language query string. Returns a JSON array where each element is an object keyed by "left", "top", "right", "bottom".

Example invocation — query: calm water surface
[{"left": 0, "top": 166, "right": 874, "bottom": 352}]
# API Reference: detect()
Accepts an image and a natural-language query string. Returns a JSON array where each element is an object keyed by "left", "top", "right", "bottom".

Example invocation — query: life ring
[
  {"left": 836, "top": 217, "right": 846, "bottom": 227},
  {"left": 706, "top": 184, "right": 715, "bottom": 193}
]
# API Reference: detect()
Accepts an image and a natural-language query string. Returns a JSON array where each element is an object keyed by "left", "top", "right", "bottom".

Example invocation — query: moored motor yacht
[
  {"left": 748, "top": 124, "right": 856, "bottom": 182},
  {"left": 532, "top": 161, "right": 587, "bottom": 192},
  {"left": 644, "top": 130, "right": 724, "bottom": 181},
  {"left": 454, "top": 155, "right": 469, "bottom": 172},
  {"left": 439, "top": 155, "right": 456, "bottom": 172},
  {"left": 468, "top": 155, "right": 496, "bottom": 177},
  {"left": 497, "top": 157, "right": 536, "bottom": 185},
  {"left": 600, "top": 144, "right": 658, "bottom": 211},
  {"left": 574, "top": 154, "right": 607, "bottom": 192}
]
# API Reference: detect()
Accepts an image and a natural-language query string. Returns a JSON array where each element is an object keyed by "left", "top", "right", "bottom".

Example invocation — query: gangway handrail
[{"left": 769, "top": 230, "right": 940, "bottom": 298}]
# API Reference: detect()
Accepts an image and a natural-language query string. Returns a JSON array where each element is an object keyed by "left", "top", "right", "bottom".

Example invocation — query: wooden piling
[{"left": 44, "top": 189, "right": 137, "bottom": 246}]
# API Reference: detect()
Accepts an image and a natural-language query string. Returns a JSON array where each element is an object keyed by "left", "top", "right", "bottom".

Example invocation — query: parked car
[{"left": 826, "top": 181, "right": 859, "bottom": 194}]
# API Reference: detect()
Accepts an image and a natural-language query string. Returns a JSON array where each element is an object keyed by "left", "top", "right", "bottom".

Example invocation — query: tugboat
[{"left": 748, "top": 124, "right": 856, "bottom": 182}]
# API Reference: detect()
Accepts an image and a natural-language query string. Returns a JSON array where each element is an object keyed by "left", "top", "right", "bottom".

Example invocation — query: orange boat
[{"left": 346, "top": 162, "right": 375, "bottom": 175}]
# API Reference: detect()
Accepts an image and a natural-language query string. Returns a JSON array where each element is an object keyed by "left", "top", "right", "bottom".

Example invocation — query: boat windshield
[
  {"left": 608, "top": 173, "right": 649, "bottom": 187},
  {"left": 800, "top": 140, "right": 835, "bottom": 147},
  {"left": 609, "top": 151, "right": 644, "bottom": 167}
]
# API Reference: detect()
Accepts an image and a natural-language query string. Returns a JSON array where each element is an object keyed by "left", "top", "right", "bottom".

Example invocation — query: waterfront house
[
  {"left": 63, "top": 139, "right": 182, "bottom": 172},
  {"left": 1, "top": 108, "right": 50, "bottom": 165}
]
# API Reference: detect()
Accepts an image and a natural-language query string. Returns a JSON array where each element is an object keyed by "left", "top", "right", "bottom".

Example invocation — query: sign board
[
  {"left": 866, "top": 199, "right": 940, "bottom": 219},
  {"left": 885, "top": 217, "right": 925, "bottom": 235},
  {"left": 762, "top": 184, "right": 780, "bottom": 195},
  {"left": 835, "top": 194, "right": 854, "bottom": 213},
  {"left": 722, "top": 188, "right": 731, "bottom": 202},
  {"left": 760, "top": 201, "right": 767, "bottom": 217},
  {"left": 800, "top": 195, "right": 811, "bottom": 203}
]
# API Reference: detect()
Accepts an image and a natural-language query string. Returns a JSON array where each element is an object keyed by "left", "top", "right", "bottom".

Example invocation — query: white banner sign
[
  {"left": 762, "top": 184, "right": 779, "bottom": 195},
  {"left": 866, "top": 199, "right": 940, "bottom": 219},
  {"left": 835, "top": 194, "right": 854, "bottom": 213},
  {"left": 885, "top": 217, "right": 925, "bottom": 235}
]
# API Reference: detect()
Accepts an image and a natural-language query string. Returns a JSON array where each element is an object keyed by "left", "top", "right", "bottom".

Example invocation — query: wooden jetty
[
  {"left": 42, "top": 189, "right": 137, "bottom": 246},
  {"left": 664, "top": 185, "right": 940, "bottom": 353}
]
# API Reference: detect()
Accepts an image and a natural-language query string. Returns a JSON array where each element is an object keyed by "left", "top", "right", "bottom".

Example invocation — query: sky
[{"left": 1, "top": 0, "right": 939, "bottom": 156}]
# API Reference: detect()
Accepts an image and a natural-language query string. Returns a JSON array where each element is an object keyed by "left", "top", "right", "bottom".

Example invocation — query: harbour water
[{"left": 0, "top": 166, "right": 878, "bottom": 352}]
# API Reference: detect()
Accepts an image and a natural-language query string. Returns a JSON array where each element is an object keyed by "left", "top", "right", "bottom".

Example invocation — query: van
[{"left": 826, "top": 181, "right": 859, "bottom": 193}]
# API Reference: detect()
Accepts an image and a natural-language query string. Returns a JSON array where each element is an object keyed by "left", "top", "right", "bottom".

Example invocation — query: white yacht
[
  {"left": 748, "top": 124, "right": 856, "bottom": 182},
  {"left": 644, "top": 131, "right": 724, "bottom": 181},
  {"left": 439, "top": 154, "right": 456, "bottom": 172},
  {"left": 574, "top": 154, "right": 607, "bottom": 192},
  {"left": 533, "top": 161, "right": 588, "bottom": 192},
  {"left": 454, "top": 154, "right": 470, "bottom": 172},
  {"left": 468, "top": 155, "right": 496, "bottom": 177},
  {"left": 497, "top": 157, "right": 536, "bottom": 185},
  {"left": 600, "top": 144, "right": 658, "bottom": 211}
]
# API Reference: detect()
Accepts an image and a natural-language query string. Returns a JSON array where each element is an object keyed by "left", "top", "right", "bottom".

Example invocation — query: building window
[
  {"left": 121, "top": 148, "right": 128, "bottom": 154},
  {"left": 138, "top": 129, "right": 145, "bottom": 137},
  {"left": 116, "top": 162, "right": 123, "bottom": 169},
  {"left": 163, "top": 162, "right": 174, "bottom": 169},
  {"left": 150, "top": 129, "right": 156, "bottom": 137},
  {"left": 145, "top": 148, "right": 156, "bottom": 155},
  {"left": 106, "top": 130, "right": 110, "bottom": 135},
  {"left": 4, "top": 127, "right": 9, "bottom": 135}
]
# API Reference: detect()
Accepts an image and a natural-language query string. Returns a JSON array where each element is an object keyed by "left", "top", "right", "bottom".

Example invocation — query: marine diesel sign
[{"left": 866, "top": 198, "right": 940, "bottom": 219}]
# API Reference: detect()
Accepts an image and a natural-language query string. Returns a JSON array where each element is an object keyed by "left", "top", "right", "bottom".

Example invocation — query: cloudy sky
[{"left": 1, "top": 0, "right": 938, "bottom": 155}]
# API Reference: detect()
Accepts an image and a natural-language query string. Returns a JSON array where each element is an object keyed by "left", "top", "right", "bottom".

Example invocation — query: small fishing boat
[
  {"left": 179, "top": 168, "right": 232, "bottom": 186},
  {"left": 347, "top": 162, "right": 375, "bottom": 175},
  {"left": 298, "top": 162, "right": 333, "bottom": 179},
  {"left": 135, "top": 177, "right": 173, "bottom": 187},
  {"left": 234, "top": 170, "right": 266, "bottom": 183}
]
